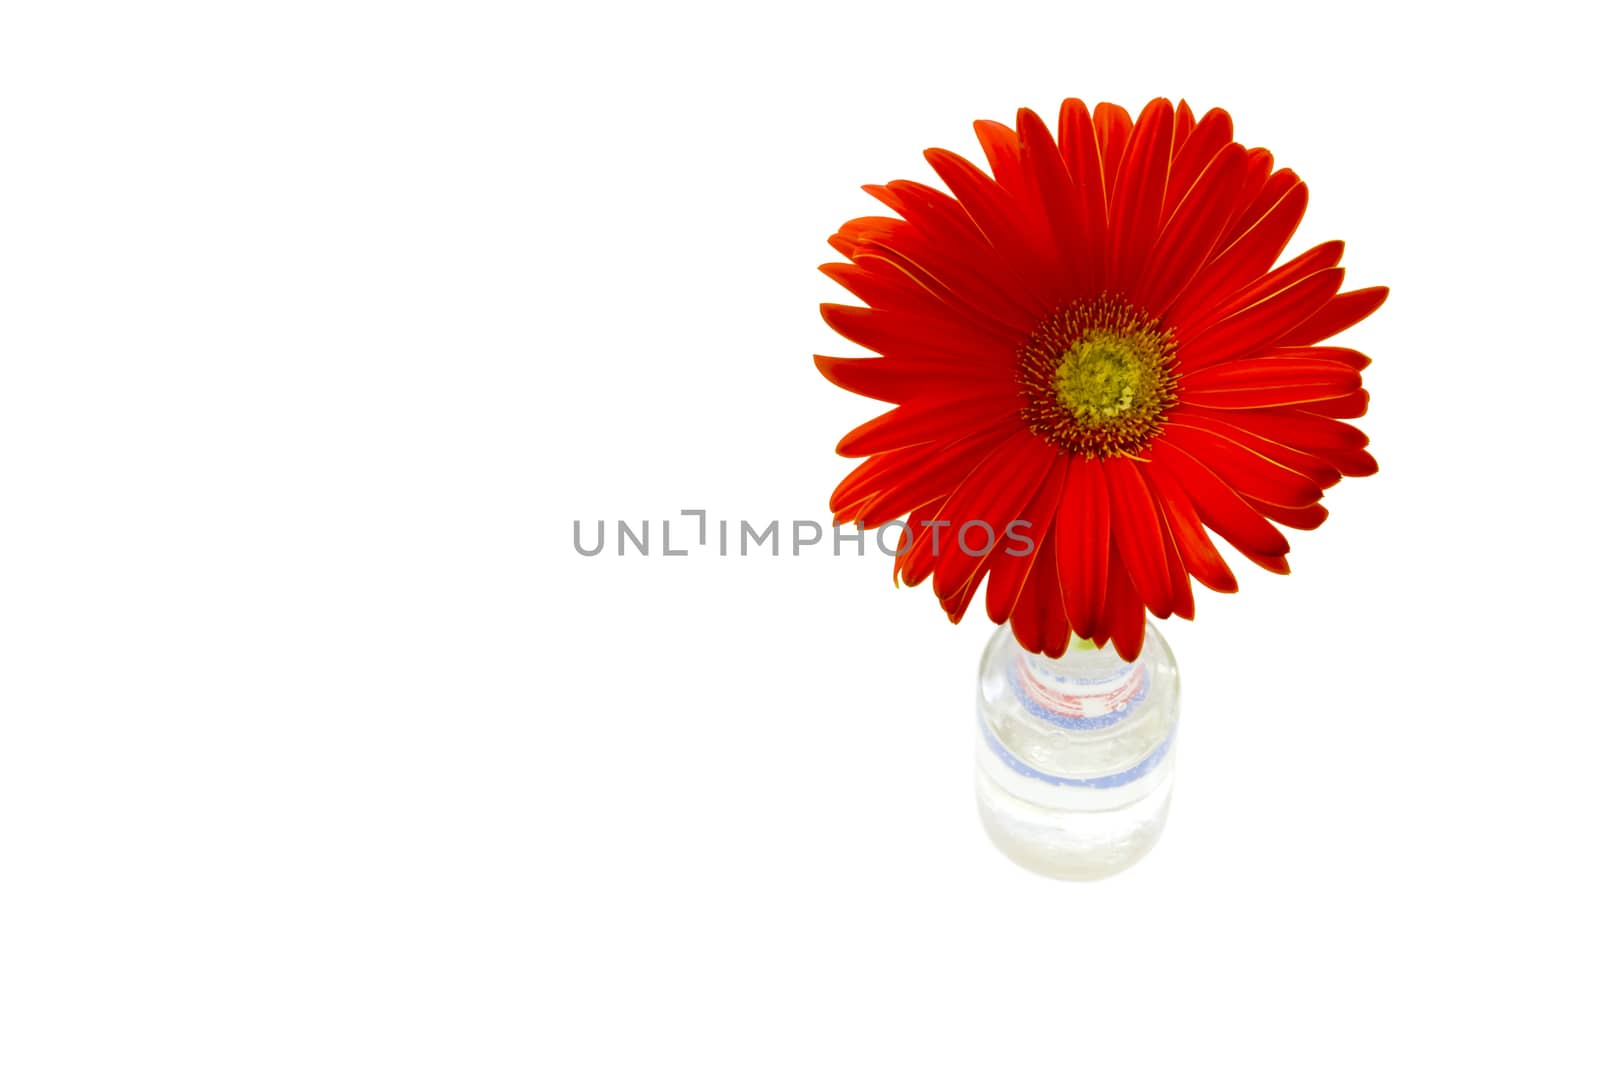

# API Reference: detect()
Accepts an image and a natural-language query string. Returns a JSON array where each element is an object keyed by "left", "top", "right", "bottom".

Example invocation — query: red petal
[
  {"left": 1103, "top": 547, "right": 1147, "bottom": 661},
  {"left": 1297, "top": 391, "right": 1369, "bottom": 418},
  {"left": 1169, "top": 411, "right": 1342, "bottom": 490},
  {"left": 1183, "top": 241, "right": 1346, "bottom": 340},
  {"left": 1241, "top": 550, "right": 1291, "bottom": 575},
  {"left": 1092, "top": 102, "right": 1134, "bottom": 192},
  {"left": 1161, "top": 422, "right": 1324, "bottom": 509},
  {"left": 1273, "top": 344, "right": 1371, "bottom": 370},
  {"left": 814, "top": 353, "right": 1005, "bottom": 404},
  {"left": 1135, "top": 142, "right": 1248, "bottom": 314},
  {"left": 1058, "top": 98, "right": 1110, "bottom": 292},
  {"left": 1150, "top": 438, "right": 1291, "bottom": 560},
  {"left": 830, "top": 215, "right": 902, "bottom": 258},
  {"left": 834, "top": 423, "right": 1016, "bottom": 524},
  {"left": 848, "top": 244, "right": 1038, "bottom": 339},
  {"left": 1326, "top": 448, "right": 1379, "bottom": 477},
  {"left": 1276, "top": 287, "right": 1390, "bottom": 346},
  {"left": 1220, "top": 161, "right": 1295, "bottom": 246},
  {"left": 1173, "top": 99, "right": 1197, "bottom": 143},
  {"left": 1017, "top": 106, "right": 1091, "bottom": 301},
  {"left": 894, "top": 502, "right": 940, "bottom": 586},
  {"left": 985, "top": 457, "right": 1070, "bottom": 624},
  {"left": 971, "top": 119, "right": 1025, "bottom": 194},
  {"left": 1144, "top": 460, "right": 1238, "bottom": 593},
  {"left": 1055, "top": 454, "right": 1110, "bottom": 643},
  {"left": 1107, "top": 98, "right": 1175, "bottom": 293},
  {"left": 1163, "top": 107, "right": 1233, "bottom": 223},
  {"left": 923, "top": 147, "right": 1054, "bottom": 311},
  {"left": 820, "top": 260, "right": 949, "bottom": 322},
  {"left": 1181, "top": 356, "right": 1363, "bottom": 409},
  {"left": 940, "top": 577, "right": 978, "bottom": 622},
  {"left": 1012, "top": 526, "right": 1069, "bottom": 656},
  {"left": 929, "top": 433, "right": 1060, "bottom": 601},
  {"left": 1167, "top": 176, "right": 1306, "bottom": 331},
  {"left": 1219, "top": 408, "right": 1370, "bottom": 452},
  {"left": 1177, "top": 268, "right": 1346, "bottom": 371},
  {"left": 869, "top": 181, "right": 1043, "bottom": 331},
  {"left": 1155, "top": 493, "right": 1196, "bottom": 621},
  {"left": 820, "top": 303, "right": 1012, "bottom": 366},
  {"left": 1037, "top": 534, "right": 1073, "bottom": 658},
  {"left": 1244, "top": 497, "right": 1329, "bottom": 530},
  {"left": 836, "top": 394, "right": 1016, "bottom": 456},
  {"left": 1104, "top": 457, "right": 1175, "bottom": 618}
]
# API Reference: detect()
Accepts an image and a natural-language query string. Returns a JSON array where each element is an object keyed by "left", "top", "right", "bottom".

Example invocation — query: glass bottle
[{"left": 975, "top": 620, "right": 1180, "bottom": 880}]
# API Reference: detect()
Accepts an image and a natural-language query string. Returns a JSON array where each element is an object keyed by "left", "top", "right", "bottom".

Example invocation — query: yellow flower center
[
  {"left": 1018, "top": 295, "right": 1176, "bottom": 457},
  {"left": 1054, "top": 332, "right": 1150, "bottom": 419}
]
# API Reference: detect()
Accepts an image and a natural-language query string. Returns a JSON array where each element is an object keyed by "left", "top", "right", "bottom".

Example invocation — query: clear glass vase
[{"left": 975, "top": 619, "right": 1180, "bottom": 880}]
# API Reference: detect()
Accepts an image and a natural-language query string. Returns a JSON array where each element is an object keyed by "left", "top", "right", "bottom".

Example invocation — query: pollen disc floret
[{"left": 1018, "top": 295, "right": 1176, "bottom": 458}]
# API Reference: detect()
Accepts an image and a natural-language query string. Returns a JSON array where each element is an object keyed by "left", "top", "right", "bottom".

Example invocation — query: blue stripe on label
[
  {"left": 978, "top": 713, "right": 1175, "bottom": 789},
  {"left": 1007, "top": 660, "right": 1149, "bottom": 731}
]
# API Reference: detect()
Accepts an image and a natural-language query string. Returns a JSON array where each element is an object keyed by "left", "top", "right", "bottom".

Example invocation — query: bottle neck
[{"left": 1011, "top": 636, "right": 1146, "bottom": 728}]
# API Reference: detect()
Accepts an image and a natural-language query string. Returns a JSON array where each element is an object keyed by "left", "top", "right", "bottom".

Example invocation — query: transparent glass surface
[{"left": 975, "top": 620, "right": 1180, "bottom": 880}]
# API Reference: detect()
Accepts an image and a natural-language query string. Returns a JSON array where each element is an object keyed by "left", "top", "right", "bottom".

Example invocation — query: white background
[{"left": 2, "top": 1, "right": 1595, "bottom": 1063}]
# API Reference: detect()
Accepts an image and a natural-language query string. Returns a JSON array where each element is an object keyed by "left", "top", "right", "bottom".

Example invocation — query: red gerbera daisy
[{"left": 816, "top": 97, "right": 1386, "bottom": 661}]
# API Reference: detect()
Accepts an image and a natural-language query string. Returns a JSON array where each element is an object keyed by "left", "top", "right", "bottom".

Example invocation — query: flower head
[{"left": 817, "top": 98, "right": 1386, "bottom": 660}]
